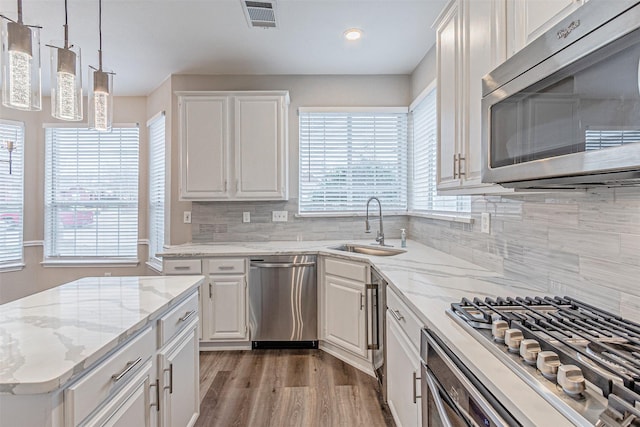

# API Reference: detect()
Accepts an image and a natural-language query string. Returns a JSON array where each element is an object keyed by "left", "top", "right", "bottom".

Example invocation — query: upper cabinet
[
  {"left": 506, "top": 0, "right": 585, "bottom": 58},
  {"left": 178, "top": 91, "right": 289, "bottom": 201},
  {"left": 434, "top": 0, "right": 583, "bottom": 194}
]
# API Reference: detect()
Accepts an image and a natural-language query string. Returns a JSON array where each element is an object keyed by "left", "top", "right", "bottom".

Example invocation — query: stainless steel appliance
[
  {"left": 482, "top": 0, "right": 640, "bottom": 189},
  {"left": 249, "top": 255, "right": 317, "bottom": 348},
  {"left": 420, "top": 328, "right": 520, "bottom": 426},
  {"left": 449, "top": 296, "right": 640, "bottom": 426},
  {"left": 370, "top": 268, "right": 387, "bottom": 398}
]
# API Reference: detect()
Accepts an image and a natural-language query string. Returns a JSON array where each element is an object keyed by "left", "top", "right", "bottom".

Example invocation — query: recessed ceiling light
[{"left": 344, "top": 28, "right": 363, "bottom": 41}]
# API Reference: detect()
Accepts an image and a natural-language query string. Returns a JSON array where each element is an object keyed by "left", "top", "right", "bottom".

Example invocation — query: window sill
[
  {"left": 146, "top": 260, "right": 163, "bottom": 274},
  {"left": 41, "top": 259, "right": 140, "bottom": 268},
  {"left": 407, "top": 211, "right": 474, "bottom": 224},
  {"left": 295, "top": 211, "right": 408, "bottom": 218},
  {"left": 0, "top": 263, "right": 26, "bottom": 273}
]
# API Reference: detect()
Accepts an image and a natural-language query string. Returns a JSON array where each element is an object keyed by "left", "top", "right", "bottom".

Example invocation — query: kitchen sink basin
[{"left": 330, "top": 243, "right": 406, "bottom": 256}]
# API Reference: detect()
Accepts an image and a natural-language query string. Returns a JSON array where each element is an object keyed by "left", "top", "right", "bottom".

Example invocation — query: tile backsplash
[
  {"left": 192, "top": 188, "right": 640, "bottom": 321},
  {"left": 408, "top": 187, "right": 640, "bottom": 321}
]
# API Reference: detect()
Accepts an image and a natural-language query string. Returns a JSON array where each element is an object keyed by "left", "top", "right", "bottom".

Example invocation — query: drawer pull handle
[
  {"left": 391, "top": 309, "right": 404, "bottom": 322},
  {"left": 174, "top": 266, "right": 191, "bottom": 270},
  {"left": 150, "top": 379, "right": 160, "bottom": 412},
  {"left": 164, "top": 363, "right": 174, "bottom": 394},
  {"left": 179, "top": 310, "right": 196, "bottom": 322},
  {"left": 111, "top": 357, "right": 142, "bottom": 382},
  {"left": 217, "top": 266, "right": 235, "bottom": 270},
  {"left": 412, "top": 371, "right": 422, "bottom": 403}
]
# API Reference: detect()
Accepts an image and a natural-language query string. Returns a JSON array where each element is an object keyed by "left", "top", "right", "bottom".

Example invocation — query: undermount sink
[{"left": 330, "top": 243, "right": 406, "bottom": 256}]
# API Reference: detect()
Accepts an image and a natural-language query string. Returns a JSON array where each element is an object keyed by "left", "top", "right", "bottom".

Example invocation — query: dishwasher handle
[{"left": 250, "top": 261, "right": 316, "bottom": 268}]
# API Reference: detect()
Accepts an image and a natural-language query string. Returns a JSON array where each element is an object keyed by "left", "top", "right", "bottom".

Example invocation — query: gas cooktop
[{"left": 449, "top": 296, "right": 640, "bottom": 426}]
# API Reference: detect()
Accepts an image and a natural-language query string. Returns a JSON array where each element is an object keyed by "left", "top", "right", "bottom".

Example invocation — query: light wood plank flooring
[{"left": 195, "top": 349, "right": 395, "bottom": 427}]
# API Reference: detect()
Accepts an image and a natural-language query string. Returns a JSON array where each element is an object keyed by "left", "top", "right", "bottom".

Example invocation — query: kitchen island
[
  {"left": 160, "top": 239, "right": 577, "bottom": 427},
  {"left": 0, "top": 275, "right": 204, "bottom": 427}
]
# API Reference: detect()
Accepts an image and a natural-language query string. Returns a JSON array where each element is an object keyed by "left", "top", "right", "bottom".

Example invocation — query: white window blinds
[
  {"left": 299, "top": 110, "right": 408, "bottom": 214},
  {"left": 410, "top": 88, "right": 469, "bottom": 213},
  {"left": 0, "top": 120, "right": 24, "bottom": 267},
  {"left": 148, "top": 113, "right": 165, "bottom": 266},
  {"left": 585, "top": 128, "right": 640, "bottom": 150},
  {"left": 44, "top": 126, "right": 140, "bottom": 259}
]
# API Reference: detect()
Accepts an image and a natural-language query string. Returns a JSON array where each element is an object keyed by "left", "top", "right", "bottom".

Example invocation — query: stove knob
[
  {"left": 504, "top": 329, "right": 523, "bottom": 353},
  {"left": 557, "top": 364, "right": 586, "bottom": 396},
  {"left": 537, "top": 351, "right": 561, "bottom": 380},
  {"left": 519, "top": 339, "right": 541, "bottom": 365},
  {"left": 492, "top": 320, "right": 509, "bottom": 343}
]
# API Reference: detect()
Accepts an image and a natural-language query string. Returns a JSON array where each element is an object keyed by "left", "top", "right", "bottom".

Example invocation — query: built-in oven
[
  {"left": 482, "top": 0, "right": 640, "bottom": 189},
  {"left": 420, "top": 328, "right": 520, "bottom": 427}
]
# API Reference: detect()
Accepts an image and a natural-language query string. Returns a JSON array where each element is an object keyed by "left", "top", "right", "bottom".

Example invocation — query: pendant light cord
[
  {"left": 64, "top": 0, "right": 69, "bottom": 48},
  {"left": 98, "top": 0, "right": 103, "bottom": 70},
  {"left": 17, "top": 0, "right": 23, "bottom": 23}
]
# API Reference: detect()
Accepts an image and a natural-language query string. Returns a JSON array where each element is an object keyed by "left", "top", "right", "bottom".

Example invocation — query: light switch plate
[
  {"left": 243, "top": 212, "right": 251, "bottom": 223},
  {"left": 272, "top": 211, "right": 288, "bottom": 222},
  {"left": 481, "top": 212, "right": 490, "bottom": 234},
  {"left": 183, "top": 211, "right": 192, "bottom": 224}
]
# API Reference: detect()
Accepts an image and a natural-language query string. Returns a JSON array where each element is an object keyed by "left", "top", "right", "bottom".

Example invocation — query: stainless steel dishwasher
[{"left": 248, "top": 255, "right": 317, "bottom": 349}]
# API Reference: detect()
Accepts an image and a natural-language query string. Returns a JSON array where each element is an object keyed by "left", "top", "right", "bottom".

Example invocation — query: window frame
[
  {"left": 43, "top": 123, "right": 141, "bottom": 266},
  {"left": 0, "top": 119, "right": 25, "bottom": 271},
  {"left": 298, "top": 106, "right": 409, "bottom": 217}
]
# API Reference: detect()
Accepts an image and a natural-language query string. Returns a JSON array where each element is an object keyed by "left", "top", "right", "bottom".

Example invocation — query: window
[
  {"left": 585, "top": 127, "right": 640, "bottom": 150},
  {"left": 44, "top": 125, "right": 140, "bottom": 261},
  {"left": 148, "top": 113, "right": 165, "bottom": 268},
  {"left": 410, "top": 87, "right": 469, "bottom": 213},
  {"left": 0, "top": 120, "right": 24, "bottom": 269},
  {"left": 299, "top": 109, "right": 408, "bottom": 214}
]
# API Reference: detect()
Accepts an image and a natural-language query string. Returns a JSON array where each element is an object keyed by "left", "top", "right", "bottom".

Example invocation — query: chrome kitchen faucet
[{"left": 365, "top": 196, "right": 386, "bottom": 246}]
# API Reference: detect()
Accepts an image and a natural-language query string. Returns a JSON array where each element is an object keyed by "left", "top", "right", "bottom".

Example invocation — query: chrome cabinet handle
[
  {"left": 111, "top": 357, "right": 142, "bottom": 382},
  {"left": 413, "top": 371, "right": 422, "bottom": 403},
  {"left": 150, "top": 379, "right": 160, "bottom": 412},
  {"left": 360, "top": 293, "right": 365, "bottom": 310},
  {"left": 179, "top": 310, "right": 196, "bottom": 322},
  {"left": 458, "top": 153, "right": 466, "bottom": 177},
  {"left": 217, "top": 266, "right": 235, "bottom": 270},
  {"left": 174, "top": 266, "right": 191, "bottom": 271},
  {"left": 453, "top": 154, "right": 458, "bottom": 179},
  {"left": 164, "top": 363, "right": 173, "bottom": 394},
  {"left": 390, "top": 309, "right": 404, "bottom": 322},
  {"left": 250, "top": 262, "right": 316, "bottom": 268}
]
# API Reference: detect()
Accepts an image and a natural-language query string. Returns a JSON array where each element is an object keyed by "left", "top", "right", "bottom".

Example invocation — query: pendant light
[
  {"left": 88, "top": 0, "right": 113, "bottom": 132},
  {"left": 0, "top": 0, "right": 42, "bottom": 111},
  {"left": 48, "top": 0, "right": 82, "bottom": 121}
]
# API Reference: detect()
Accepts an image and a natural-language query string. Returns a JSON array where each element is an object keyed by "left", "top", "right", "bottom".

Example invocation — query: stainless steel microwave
[{"left": 482, "top": 0, "right": 640, "bottom": 189}]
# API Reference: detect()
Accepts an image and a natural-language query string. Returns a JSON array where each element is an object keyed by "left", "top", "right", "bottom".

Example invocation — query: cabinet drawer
[
  {"left": 207, "top": 258, "right": 246, "bottom": 274},
  {"left": 158, "top": 291, "right": 199, "bottom": 347},
  {"left": 163, "top": 259, "right": 202, "bottom": 275},
  {"left": 325, "top": 257, "right": 367, "bottom": 282},
  {"left": 387, "top": 287, "right": 423, "bottom": 351},
  {"left": 65, "top": 327, "right": 154, "bottom": 426}
]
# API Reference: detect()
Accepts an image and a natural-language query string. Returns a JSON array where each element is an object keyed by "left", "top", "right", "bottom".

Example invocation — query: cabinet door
[
  {"left": 159, "top": 323, "right": 199, "bottom": 427},
  {"left": 207, "top": 275, "right": 247, "bottom": 340},
  {"left": 507, "top": 0, "right": 582, "bottom": 57},
  {"left": 386, "top": 311, "right": 421, "bottom": 427},
  {"left": 179, "top": 96, "right": 230, "bottom": 199},
  {"left": 83, "top": 361, "right": 155, "bottom": 427},
  {"left": 323, "top": 274, "right": 367, "bottom": 358},
  {"left": 234, "top": 96, "right": 287, "bottom": 200},
  {"left": 436, "top": 1, "right": 462, "bottom": 190}
]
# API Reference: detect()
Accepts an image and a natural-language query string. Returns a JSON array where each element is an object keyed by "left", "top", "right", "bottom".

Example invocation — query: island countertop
[{"left": 0, "top": 275, "right": 204, "bottom": 395}]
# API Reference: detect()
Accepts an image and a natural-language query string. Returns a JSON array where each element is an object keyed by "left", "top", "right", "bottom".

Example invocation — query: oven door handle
[{"left": 424, "top": 369, "right": 457, "bottom": 427}]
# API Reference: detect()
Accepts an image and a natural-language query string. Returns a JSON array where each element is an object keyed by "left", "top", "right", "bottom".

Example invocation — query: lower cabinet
[
  {"left": 207, "top": 275, "right": 247, "bottom": 340},
  {"left": 386, "top": 287, "right": 422, "bottom": 427},
  {"left": 324, "top": 273, "right": 368, "bottom": 358},
  {"left": 159, "top": 322, "right": 200, "bottom": 427}
]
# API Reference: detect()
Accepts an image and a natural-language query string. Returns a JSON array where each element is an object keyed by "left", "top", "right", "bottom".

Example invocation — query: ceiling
[{"left": 0, "top": 0, "right": 447, "bottom": 96}]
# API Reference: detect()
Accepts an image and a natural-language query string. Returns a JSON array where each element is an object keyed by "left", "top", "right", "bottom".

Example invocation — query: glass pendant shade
[
  {"left": 1, "top": 19, "right": 42, "bottom": 111},
  {"left": 50, "top": 43, "right": 82, "bottom": 121},
  {"left": 88, "top": 68, "right": 113, "bottom": 132}
]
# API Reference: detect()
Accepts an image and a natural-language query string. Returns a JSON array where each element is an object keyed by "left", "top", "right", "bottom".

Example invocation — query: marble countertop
[
  {"left": 161, "top": 240, "right": 578, "bottom": 426},
  {"left": 0, "top": 275, "right": 204, "bottom": 395}
]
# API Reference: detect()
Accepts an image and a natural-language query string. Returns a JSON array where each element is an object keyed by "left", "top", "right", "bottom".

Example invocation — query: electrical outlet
[
  {"left": 104, "top": 272, "right": 111, "bottom": 277},
  {"left": 481, "top": 212, "right": 491, "bottom": 234},
  {"left": 183, "top": 211, "right": 192, "bottom": 224},
  {"left": 243, "top": 212, "right": 251, "bottom": 223},
  {"left": 272, "top": 211, "right": 288, "bottom": 222}
]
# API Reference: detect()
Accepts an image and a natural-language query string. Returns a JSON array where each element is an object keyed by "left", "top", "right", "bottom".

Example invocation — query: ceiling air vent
[{"left": 241, "top": 0, "right": 278, "bottom": 28}]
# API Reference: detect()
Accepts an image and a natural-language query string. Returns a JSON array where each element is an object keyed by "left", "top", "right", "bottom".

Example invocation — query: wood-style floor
[{"left": 195, "top": 349, "right": 395, "bottom": 427}]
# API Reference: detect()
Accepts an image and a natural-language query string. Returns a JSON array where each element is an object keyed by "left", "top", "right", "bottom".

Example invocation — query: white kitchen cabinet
[
  {"left": 207, "top": 275, "right": 247, "bottom": 340},
  {"left": 386, "top": 288, "right": 422, "bottom": 427},
  {"left": 177, "top": 91, "right": 289, "bottom": 201},
  {"left": 506, "top": 0, "right": 584, "bottom": 57},
  {"left": 435, "top": 0, "right": 512, "bottom": 194},
  {"left": 163, "top": 259, "right": 204, "bottom": 341},
  {"left": 158, "top": 320, "right": 200, "bottom": 427}
]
